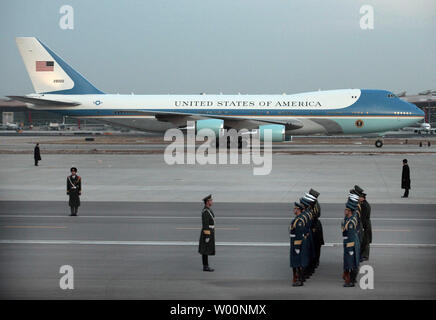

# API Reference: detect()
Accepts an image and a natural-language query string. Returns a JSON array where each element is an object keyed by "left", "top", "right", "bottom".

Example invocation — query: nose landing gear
[{"left": 375, "top": 139, "right": 384, "bottom": 148}]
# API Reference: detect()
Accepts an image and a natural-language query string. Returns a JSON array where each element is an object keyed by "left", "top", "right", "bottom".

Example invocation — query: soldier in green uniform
[
  {"left": 348, "top": 192, "right": 362, "bottom": 245},
  {"left": 300, "top": 196, "right": 316, "bottom": 278},
  {"left": 290, "top": 202, "right": 309, "bottom": 286},
  {"left": 342, "top": 199, "right": 361, "bottom": 287},
  {"left": 66, "top": 167, "right": 81, "bottom": 216},
  {"left": 198, "top": 194, "right": 215, "bottom": 272},
  {"left": 308, "top": 189, "right": 324, "bottom": 268},
  {"left": 354, "top": 185, "right": 372, "bottom": 261}
]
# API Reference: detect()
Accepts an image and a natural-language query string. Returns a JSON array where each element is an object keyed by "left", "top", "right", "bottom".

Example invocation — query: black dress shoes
[{"left": 203, "top": 266, "right": 214, "bottom": 272}]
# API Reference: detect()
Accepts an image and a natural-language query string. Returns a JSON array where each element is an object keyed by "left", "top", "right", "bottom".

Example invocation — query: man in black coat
[
  {"left": 198, "top": 194, "right": 215, "bottom": 272},
  {"left": 354, "top": 185, "right": 372, "bottom": 261},
  {"left": 67, "top": 167, "right": 82, "bottom": 216},
  {"left": 34, "top": 143, "right": 41, "bottom": 166},
  {"left": 401, "top": 159, "right": 411, "bottom": 198},
  {"left": 308, "top": 188, "right": 324, "bottom": 268}
]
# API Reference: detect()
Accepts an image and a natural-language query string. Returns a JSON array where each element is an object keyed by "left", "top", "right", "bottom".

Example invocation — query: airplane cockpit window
[{"left": 388, "top": 93, "right": 396, "bottom": 98}]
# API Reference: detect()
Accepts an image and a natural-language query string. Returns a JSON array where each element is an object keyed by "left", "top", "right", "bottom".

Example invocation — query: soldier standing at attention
[
  {"left": 290, "top": 202, "right": 308, "bottom": 286},
  {"left": 34, "top": 143, "right": 41, "bottom": 166},
  {"left": 299, "top": 196, "right": 315, "bottom": 279},
  {"left": 308, "top": 189, "right": 324, "bottom": 268},
  {"left": 348, "top": 192, "right": 362, "bottom": 245},
  {"left": 354, "top": 185, "right": 372, "bottom": 262},
  {"left": 342, "top": 198, "right": 360, "bottom": 287},
  {"left": 401, "top": 159, "right": 411, "bottom": 198},
  {"left": 198, "top": 194, "right": 215, "bottom": 272},
  {"left": 67, "top": 167, "right": 81, "bottom": 216}
]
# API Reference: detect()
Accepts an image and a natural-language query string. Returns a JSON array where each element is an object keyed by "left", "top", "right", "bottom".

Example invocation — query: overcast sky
[{"left": 0, "top": 0, "right": 435, "bottom": 97}]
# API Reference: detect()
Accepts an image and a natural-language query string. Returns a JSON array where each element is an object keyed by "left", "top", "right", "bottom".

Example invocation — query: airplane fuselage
[{"left": 25, "top": 88, "right": 424, "bottom": 135}]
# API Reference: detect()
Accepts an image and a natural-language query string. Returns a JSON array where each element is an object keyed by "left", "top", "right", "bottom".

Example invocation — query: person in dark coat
[
  {"left": 299, "top": 196, "right": 316, "bottom": 279},
  {"left": 342, "top": 200, "right": 360, "bottom": 287},
  {"left": 67, "top": 167, "right": 81, "bottom": 216},
  {"left": 401, "top": 159, "right": 411, "bottom": 198},
  {"left": 308, "top": 188, "right": 324, "bottom": 268},
  {"left": 290, "top": 202, "right": 309, "bottom": 286},
  {"left": 198, "top": 194, "right": 215, "bottom": 271},
  {"left": 354, "top": 185, "right": 372, "bottom": 261},
  {"left": 34, "top": 143, "right": 41, "bottom": 166}
]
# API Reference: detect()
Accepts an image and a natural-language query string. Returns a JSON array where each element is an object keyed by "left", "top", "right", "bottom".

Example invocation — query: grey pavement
[
  {"left": 1, "top": 145, "right": 435, "bottom": 300},
  {"left": 0, "top": 153, "right": 435, "bottom": 203},
  {"left": 0, "top": 201, "right": 435, "bottom": 299}
]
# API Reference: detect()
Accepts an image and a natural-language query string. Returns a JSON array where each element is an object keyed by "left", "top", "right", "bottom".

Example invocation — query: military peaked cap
[
  {"left": 309, "top": 188, "right": 320, "bottom": 198},
  {"left": 203, "top": 194, "right": 213, "bottom": 202},
  {"left": 294, "top": 202, "right": 305, "bottom": 211}
]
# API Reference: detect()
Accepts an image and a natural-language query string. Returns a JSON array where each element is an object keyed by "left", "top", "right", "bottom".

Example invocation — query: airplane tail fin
[{"left": 15, "top": 37, "right": 104, "bottom": 95}]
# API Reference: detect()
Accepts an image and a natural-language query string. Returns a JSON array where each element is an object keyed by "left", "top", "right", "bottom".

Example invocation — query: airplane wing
[
  {"left": 7, "top": 96, "right": 81, "bottom": 107},
  {"left": 126, "top": 109, "right": 304, "bottom": 130}
]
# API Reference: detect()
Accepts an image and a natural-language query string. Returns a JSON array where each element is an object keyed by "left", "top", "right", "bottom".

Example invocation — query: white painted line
[
  {"left": 372, "top": 229, "right": 411, "bottom": 232},
  {"left": 1, "top": 225, "right": 67, "bottom": 229},
  {"left": 176, "top": 227, "right": 240, "bottom": 231},
  {"left": 0, "top": 215, "right": 435, "bottom": 222},
  {"left": 0, "top": 239, "right": 435, "bottom": 248}
]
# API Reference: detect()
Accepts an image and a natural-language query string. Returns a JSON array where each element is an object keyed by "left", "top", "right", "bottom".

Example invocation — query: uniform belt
[
  {"left": 209, "top": 225, "right": 215, "bottom": 229},
  {"left": 290, "top": 234, "right": 296, "bottom": 238},
  {"left": 343, "top": 236, "right": 348, "bottom": 240}
]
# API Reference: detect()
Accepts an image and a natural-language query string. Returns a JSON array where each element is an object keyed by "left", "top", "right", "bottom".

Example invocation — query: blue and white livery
[{"left": 11, "top": 37, "right": 424, "bottom": 141}]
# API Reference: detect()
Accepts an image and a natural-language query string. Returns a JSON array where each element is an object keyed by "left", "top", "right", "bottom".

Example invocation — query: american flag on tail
[{"left": 36, "top": 61, "right": 54, "bottom": 72}]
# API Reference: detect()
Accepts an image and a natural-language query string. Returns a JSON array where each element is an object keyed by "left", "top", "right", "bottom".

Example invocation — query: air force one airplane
[{"left": 10, "top": 37, "right": 424, "bottom": 146}]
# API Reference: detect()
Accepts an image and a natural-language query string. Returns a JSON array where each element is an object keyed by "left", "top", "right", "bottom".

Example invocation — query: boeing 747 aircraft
[{"left": 10, "top": 37, "right": 424, "bottom": 147}]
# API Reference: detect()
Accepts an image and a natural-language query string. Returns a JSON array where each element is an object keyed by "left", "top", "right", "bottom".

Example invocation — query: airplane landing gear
[
  {"left": 212, "top": 136, "right": 248, "bottom": 149},
  {"left": 375, "top": 139, "right": 383, "bottom": 148}
]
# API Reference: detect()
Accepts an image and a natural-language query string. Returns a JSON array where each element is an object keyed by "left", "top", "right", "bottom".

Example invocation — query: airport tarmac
[
  {"left": 0, "top": 136, "right": 435, "bottom": 299},
  {"left": 0, "top": 153, "right": 435, "bottom": 203},
  {"left": 0, "top": 202, "right": 435, "bottom": 299},
  {"left": 1, "top": 135, "right": 436, "bottom": 154}
]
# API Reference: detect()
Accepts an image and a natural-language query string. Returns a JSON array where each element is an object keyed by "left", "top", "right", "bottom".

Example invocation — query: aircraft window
[{"left": 388, "top": 94, "right": 396, "bottom": 98}]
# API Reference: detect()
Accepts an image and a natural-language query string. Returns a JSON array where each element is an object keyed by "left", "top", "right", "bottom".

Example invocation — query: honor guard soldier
[
  {"left": 303, "top": 193, "right": 319, "bottom": 272},
  {"left": 66, "top": 167, "right": 81, "bottom": 216},
  {"left": 348, "top": 192, "right": 362, "bottom": 245},
  {"left": 342, "top": 199, "right": 361, "bottom": 287},
  {"left": 308, "top": 188, "right": 324, "bottom": 268},
  {"left": 290, "top": 202, "right": 309, "bottom": 286},
  {"left": 198, "top": 194, "right": 215, "bottom": 272},
  {"left": 354, "top": 185, "right": 372, "bottom": 261},
  {"left": 300, "top": 196, "right": 316, "bottom": 278}
]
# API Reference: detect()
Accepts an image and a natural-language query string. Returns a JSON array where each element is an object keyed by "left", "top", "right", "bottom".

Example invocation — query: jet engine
[
  {"left": 258, "top": 124, "right": 291, "bottom": 142},
  {"left": 196, "top": 119, "right": 224, "bottom": 136}
]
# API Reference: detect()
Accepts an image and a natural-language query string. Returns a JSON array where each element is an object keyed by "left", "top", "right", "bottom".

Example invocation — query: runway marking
[
  {"left": 373, "top": 229, "right": 411, "bottom": 232},
  {"left": 0, "top": 215, "right": 436, "bottom": 222},
  {"left": 1, "top": 225, "right": 67, "bottom": 229},
  {"left": 176, "top": 227, "right": 240, "bottom": 231},
  {"left": 0, "top": 240, "right": 435, "bottom": 248}
]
